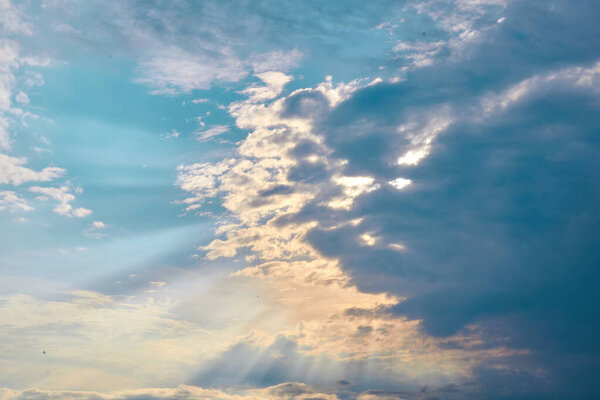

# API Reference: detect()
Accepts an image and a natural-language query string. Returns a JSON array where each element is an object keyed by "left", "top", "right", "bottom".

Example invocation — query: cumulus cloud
[
  {"left": 0, "top": 190, "right": 32, "bottom": 212},
  {"left": 241, "top": 72, "right": 294, "bottom": 103},
  {"left": 304, "top": 5, "right": 600, "bottom": 399},
  {"left": 173, "top": 2, "right": 600, "bottom": 398},
  {"left": 175, "top": 49, "right": 526, "bottom": 392},
  {"left": 0, "top": 154, "right": 65, "bottom": 185},
  {"left": 29, "top": 185, "right": 91, "bottom": 218}
]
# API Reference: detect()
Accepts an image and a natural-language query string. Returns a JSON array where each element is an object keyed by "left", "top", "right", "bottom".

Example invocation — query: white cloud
[
  {"left": 69, "top": 206, "right": 92, "bottom": 218},
  {"left": 251, "top": 49, "right": 303, "bottom": 73},
  {"left": 0, "top": 154, "right": 65, "bottom": 185},
  {"left": 241, "top": 71, "right": 293, "bottom": 103},
  {"left": 396, "top": 106, "right": 454, "bottom": 166},
  {"left": 51, "top": 22, "right": 81, "bottom": 35},
  {"left": 14, "top": 90, "right": 28, "bottom": 104},
  {"left": 132, "top": 17, "right": 302, "bottom": 96},
  {"left": 29, "top": 185, "right": 74, "bottom": 203},
  {"left": 0, "top": 116, "right": 11, "bottom": 150},
  {"left": 480, "top": 60, "right": 600, "bottom": 116},
  {"left": 136, "top": 47, "right": 247, "bottom": 95},
  {"left": 135, "top": 48, "right": 303, "bottom": 95},
  {"left": 0, "top": 0, "right": 32, "bottom": 36},
  {"left": 328, "top": 175, "right": 380, "bottom": 210},
  {"left": 161, "top": 129, "right": 180, "bottom": 140},
  {"left": 0, "top": 15, "right": 78, "bottom": 221},
  {"left": 29, "top": 185, "right": 91, "bottom": 218},
  {"left": 195, "top": 125, "right": 229, "bottom": 142},
  {"left": 388, "top": 178, "right": 412, "bottom": 190},
  {"left": 92, "top": 221, "right": 107, "bottom": 229},
  {"left": 393, "top": 40, "right": 446, "bottom": 68},
  {"left": 0, "top": 190, "right": 32, "bottom": 212},
  {"left": 360, "top": 233, "right": 379, "bottom": 246}
]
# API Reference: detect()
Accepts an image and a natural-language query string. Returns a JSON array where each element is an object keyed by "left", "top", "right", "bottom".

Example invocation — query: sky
[{"left": 0, "top": 0, "right": 599, "bottom": 399}]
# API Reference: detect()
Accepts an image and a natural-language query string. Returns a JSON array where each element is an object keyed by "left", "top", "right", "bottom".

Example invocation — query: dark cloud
[
  {"left": 259, "top": 185, "right": 295, "bottom": 197},
  {"left": 276, "top": 1, "right": 600, "bottom": 398}
]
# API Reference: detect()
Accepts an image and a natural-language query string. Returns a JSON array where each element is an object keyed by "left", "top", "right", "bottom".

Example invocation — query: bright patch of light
[
  {"left": 397, "top": 148, "right": 430, "bottom": 166},
  {"left": 305, "top": 154, "right": 320, "bottom": 163},
  {"left": 389, "top": 178, "right": 412, "bottom": 190},
  {"left": 328, "top": 176, "right": 380, "bottom": 210},
  {"left": 360, "top": 233, "right": 378, "bottom": 246},
  {"left": 389, "top": 243, "right": 407, "bottom": 252}
]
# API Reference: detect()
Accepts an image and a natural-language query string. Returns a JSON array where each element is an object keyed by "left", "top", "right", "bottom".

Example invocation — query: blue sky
[{"left": 1, "top": 1, "right": 599, "bottom": 399}]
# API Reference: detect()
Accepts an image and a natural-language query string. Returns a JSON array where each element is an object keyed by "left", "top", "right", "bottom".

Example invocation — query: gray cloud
[{"left": 261, "top": 1, "right": 600, "bottom": 398}]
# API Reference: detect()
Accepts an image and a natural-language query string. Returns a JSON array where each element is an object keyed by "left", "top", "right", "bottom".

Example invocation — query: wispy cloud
[{"left": 195, "top": 125, "right": 229, "bottom": 142}]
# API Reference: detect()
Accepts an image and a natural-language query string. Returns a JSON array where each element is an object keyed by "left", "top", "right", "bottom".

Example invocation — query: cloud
[
  {"left": 29, "top": 185, "right": 91, "bottom": 218},
  {"left": 0, "top": 154, "right": 65, "bottom": 185},
  {"left": 136, "top": 48, "right": 303, "bottom": 95},
  {"left": 0, "top": 288, "right": 221, "bottom": 390},
  {"left": 136, "top": 47, "right": 248, "bottom": 95},
  {"left": 92, "top": 221, "right": 107, "bottom": 229},
  {"left": 301, "top": 4, "right": 600, "bottom": 398},
  {"left": 0, "top": 383, "right": 338, "bottom": 400},
  {"left": 0, "top": 22, "right": 82, "bottom": 223},
  {"left": 0, "top": 190, "right": 32, "bottom": 212},
  {"left": 0, "top": 0, "right": 32, "bottom": 35},
  {"left": 0, "top": 39, "right": 25, "bottom": 147},
  {"left": 241, "top": 72, "right": 294, "bottom": 103},
  {"left": 175, "top": 56, "right": 526, "bottom": 393},
  {"left": 195, "top": 125, "right": 229, "bottom": 142},
  {"left": 388, "top": 178, "right": 412, "bottom": 190},
  {"left": 2, "top": 1, "right": 599, "bottom": 398},
  {"left": 161, "top": 129, "right": 180, "bottom": 140},
  {"left": 387, "top": 0, "right": 510, "bottom": 70},
  {"left": 36, "top": 1, "right": 405, "bottom": 95},
  {"left": 479, "top": 60, "right": 600, "bottom": 116},
  {"left": 174, "top": 1, "right": 600, "bottom": 398},
  {"left": 251, "top": 49, "right": 303, "bottom": 73}
]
